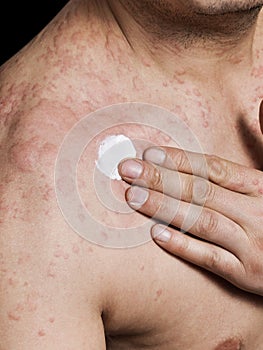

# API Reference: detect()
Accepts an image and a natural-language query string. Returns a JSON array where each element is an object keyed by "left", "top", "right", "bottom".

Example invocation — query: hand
[{"left": 118, "top": 101, "right": 263, "bottom": 296}]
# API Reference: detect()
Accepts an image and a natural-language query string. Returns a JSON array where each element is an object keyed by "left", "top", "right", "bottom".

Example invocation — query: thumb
[{"left": 260, "top": 100, "right": 263, "bottom": 134}]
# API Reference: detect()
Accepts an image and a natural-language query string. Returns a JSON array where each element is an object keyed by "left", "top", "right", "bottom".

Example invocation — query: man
[{"left": 1, "top": 0, "right": 263, "bottom": 349}]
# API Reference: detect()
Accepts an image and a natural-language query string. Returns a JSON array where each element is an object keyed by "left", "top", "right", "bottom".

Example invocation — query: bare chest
[
  {"left": 71, "top": 58, "right": 263, "bottom": 170},
  {"left": 1, "top": 59, "right": 263, "bottom": 350}
]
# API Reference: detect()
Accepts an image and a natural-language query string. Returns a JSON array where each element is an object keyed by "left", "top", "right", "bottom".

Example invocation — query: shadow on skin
[{"left": 237, "top": 114, "right": 263, "bottom": 171}]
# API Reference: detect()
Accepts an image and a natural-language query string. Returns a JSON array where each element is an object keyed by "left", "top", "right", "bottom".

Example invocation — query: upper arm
[
  {"left": 0, "top": 151, "right": 109, "bottom": 349},
  {"left": 0, "top": 237, "right": 107, "bottom": 350},
  {"left": 0, "top": 302, "right": 106, "bottom": 350},
  {"left": 0, "top": 222, "right": 107, "bottom": 350}
]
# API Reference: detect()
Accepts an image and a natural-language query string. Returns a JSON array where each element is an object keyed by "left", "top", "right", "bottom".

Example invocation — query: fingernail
[
  {"left": 127, "top": 186, "right": 148, "bottom": 207},
  {"left": 143, "top": 147, "right": 166, "bottom": 165},
  {"left": 119, "top": 159, "right": 143, "bottom": 179},
  {"left": 152, "top": 225, "right": 171, "bottom": 242}
]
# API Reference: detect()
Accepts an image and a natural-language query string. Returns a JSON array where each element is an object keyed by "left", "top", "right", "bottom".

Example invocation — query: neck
[
  {"left": 103, "top": 0, "right": 262, "bottom": 76},
  {"left": 31, "top": 0, "right": 262, "bottom": 86}
]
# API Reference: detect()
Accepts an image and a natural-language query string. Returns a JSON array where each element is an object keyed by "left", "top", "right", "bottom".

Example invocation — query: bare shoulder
[
  {"left": 0, "top": 78, "right": 173, "bottom": 348},
  {"left": 0, "top": 62, "right": 194, "bottom": 348},
  {"left": 0, "top": 67, "right": 110, "bottom": 349}
]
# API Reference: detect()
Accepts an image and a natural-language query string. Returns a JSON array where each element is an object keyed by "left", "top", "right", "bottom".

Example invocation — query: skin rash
[{"left": 0, "top": 0, "right": 263, "bottom": 349}]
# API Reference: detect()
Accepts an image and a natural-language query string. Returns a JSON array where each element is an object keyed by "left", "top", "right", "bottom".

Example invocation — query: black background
[{"left": 0, "top": 1, "right": 69, "bottom": 66}]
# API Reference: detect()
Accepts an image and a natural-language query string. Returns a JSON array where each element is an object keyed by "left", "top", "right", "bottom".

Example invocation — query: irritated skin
[{"left": 0, "top": 0, "right": 263, "bottom": 349}]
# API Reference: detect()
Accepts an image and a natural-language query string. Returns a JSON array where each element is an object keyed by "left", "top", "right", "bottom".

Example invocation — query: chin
[{"left": 189, "top": 0, "right": 263, "bottom": 14}]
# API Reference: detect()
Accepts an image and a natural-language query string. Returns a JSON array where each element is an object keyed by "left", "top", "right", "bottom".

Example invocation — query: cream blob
[{"left": 95, "top": 134, "right": 137, "bottom": 180}]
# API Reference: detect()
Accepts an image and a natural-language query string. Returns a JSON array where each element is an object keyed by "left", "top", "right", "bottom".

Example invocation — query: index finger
[{"left": 143, "top": 147, "right": 262, "bottom": 194}]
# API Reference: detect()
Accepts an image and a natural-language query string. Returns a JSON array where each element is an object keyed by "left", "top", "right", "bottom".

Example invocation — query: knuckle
[
  {"left": 183, "top": 178, "right": 194, "bottom": 202},
  {"left": 192, "top": 177, "right": 213, "bottom": 205},
  {"left": 240, "top": 255, "right": 263, "bottom": 293},
  {"left": 207, "top": 155, "right": 229, "bottom": 184},
  {"left": 220, "top": 260, "right": 236, "bottom": 280},
  {"left": 196, "top": 211, "right": 219, "bottom": 237},
  {"left": 151, "top": 165, "right": 163, "bottom": 189},
  {"left": 204, "top": 248, "right": 221, "bottom": 270},
  {"left": 174, "top": 149, "right": 188, "bottom": 170},
  {"left": 204, "top": 250, "right": 236, "bottom": 280},
  {"left": 244, "top": 247, "right": 263, "bottom": 276}
]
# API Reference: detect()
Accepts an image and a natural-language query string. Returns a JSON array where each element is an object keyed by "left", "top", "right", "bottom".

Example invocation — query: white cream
[{"left": 95, "top": 134, "right": 136, "bottom": 180}]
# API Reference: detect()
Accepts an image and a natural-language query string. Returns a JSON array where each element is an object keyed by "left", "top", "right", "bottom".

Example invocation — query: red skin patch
[
  {"left": 9, "top": 138, "right": 41, "bottom": 173},
  {"left": 214, "top": 338, "right": 243, "bottom": 350},
  {"left": 54, "top": 249, "right": 69, "bottom": 260},
  {"left": 47, "top": 261, "right": 56, "bottom": 278},
  {"left": 7, "top": 311, "right": 21, "bottom": 322},
  {"left": 72, "top": 243, "right": 80, "bottom": 255},
  {"left": 38, "top": 329, "right": 46, "bottom": 337},
  {"left": 154, "top": 289, "right": 163, "bottom": 301}
]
